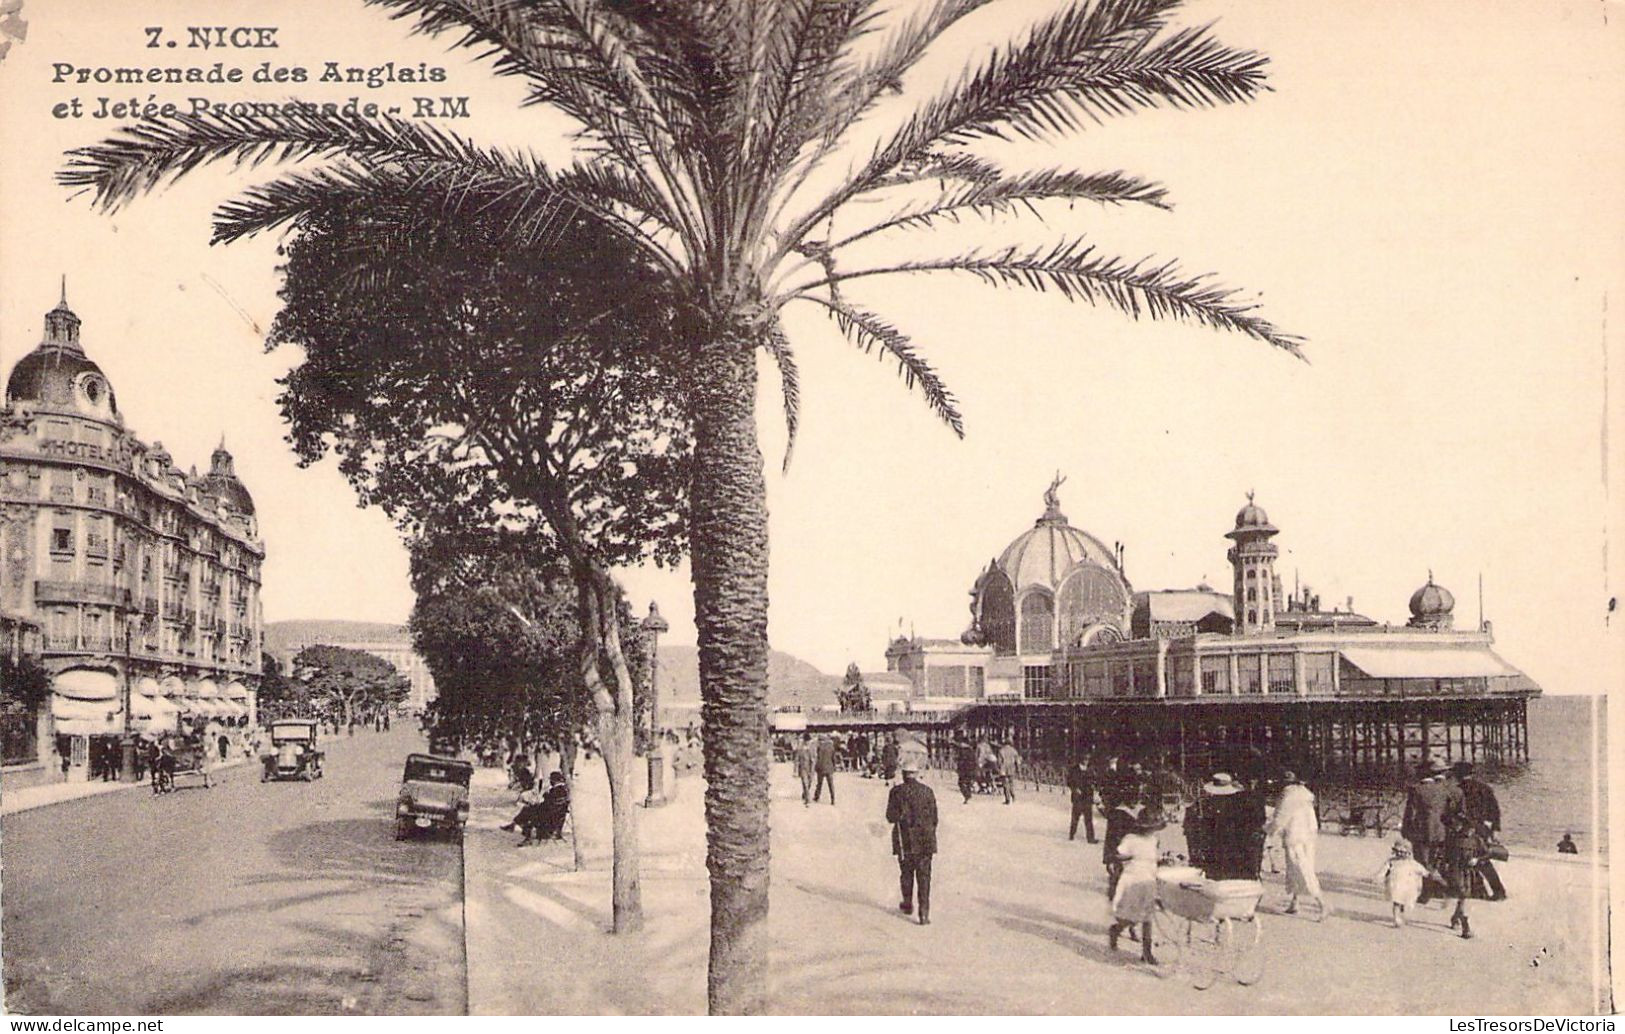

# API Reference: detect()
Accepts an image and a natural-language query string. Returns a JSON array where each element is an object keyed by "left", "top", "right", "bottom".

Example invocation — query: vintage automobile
[
  {"left": 261, "top": 719, "right": 325, "bottom": 782},
  {"left": 395, "top": 753, "right": 473, "bottom": 840}
]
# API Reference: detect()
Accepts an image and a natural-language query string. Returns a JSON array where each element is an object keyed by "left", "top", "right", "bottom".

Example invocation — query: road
[{"left": 1, "top": 726, "right": 465, "bottom": 1015}]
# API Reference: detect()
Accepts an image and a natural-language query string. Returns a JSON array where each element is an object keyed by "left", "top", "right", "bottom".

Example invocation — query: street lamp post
[{"left": 642, "top": 600, "right": 668, "bottom": 808}]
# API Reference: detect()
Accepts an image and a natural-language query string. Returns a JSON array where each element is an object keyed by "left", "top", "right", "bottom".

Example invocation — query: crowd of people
[{"left": 822, "top": 736, "right": 1515, "bottom": 965}]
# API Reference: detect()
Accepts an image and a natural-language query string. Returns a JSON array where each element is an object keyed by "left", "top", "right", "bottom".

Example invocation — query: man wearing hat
[
  {"left": 1402, "top": 759, "right": 1463, "bottom": 877},
  {"left": 887, "top": 757, "right": 939, "bottom": 925},
  {"left": 1453, "top": 761, "right": 1507, "bottom": 900}
]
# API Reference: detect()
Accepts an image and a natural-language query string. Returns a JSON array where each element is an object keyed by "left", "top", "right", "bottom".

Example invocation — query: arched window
[
  {"left": 1019, "top": 591, "right": 1054, "bottom": 654},
  {"left": 979, "top": 572, "right": 1016, "bottom": 655},
  {"left": 1058, "top": 565, "right": 1128, "bottom": 645}
]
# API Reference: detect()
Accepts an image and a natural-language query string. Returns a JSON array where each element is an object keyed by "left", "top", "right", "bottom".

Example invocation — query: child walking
[
  {"left": 1376, "top": 838, "right": 1429, "bottom": 927},
  {"left": 1108, "top": 810, "right": 1165, "bottom": 964}
]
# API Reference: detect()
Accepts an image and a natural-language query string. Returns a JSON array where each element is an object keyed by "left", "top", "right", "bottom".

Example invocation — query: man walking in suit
[
  {"left": 1453, "top": 761, "right": 1507, "bottom": 900},
  {"left": 1067, "top": 754, "right": 1098, "bottom": 842},
  {"left": 794, "top": 734, "right": 817, "bottom": 807},
  {"left": 888, "top": 757, "right": 939, "bottom": 925},
  {"left": 813, "top": 733, "right": 837, "bottom": 805},
  {"left": 997, "top": 739, "right": 1022, "bottom": 804},
  {"left": 1402, "top": 760, "right": 1463, "bottom": 876}
]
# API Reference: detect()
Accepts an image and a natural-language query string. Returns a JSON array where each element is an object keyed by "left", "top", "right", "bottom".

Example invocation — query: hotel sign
[{"left": 36, "top": 437, "right": 135, "bottom": 472}]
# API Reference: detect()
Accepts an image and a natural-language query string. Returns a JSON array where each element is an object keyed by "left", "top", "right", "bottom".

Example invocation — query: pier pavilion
[{"left": 786, "top": 483, "right": 1539, "bottom": 784}]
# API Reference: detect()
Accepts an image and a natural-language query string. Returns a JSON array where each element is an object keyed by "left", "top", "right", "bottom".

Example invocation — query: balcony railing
[
  {"left": 34, "top": 581, "right": 132, "bottom": 608},
  {"left": 43, "top": 632, "right": 123, "bottom": 653}
]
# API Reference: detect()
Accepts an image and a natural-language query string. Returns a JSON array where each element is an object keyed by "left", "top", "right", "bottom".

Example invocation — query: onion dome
[
  {"left": 198, "top": 436, "right": 255, "bottom": 516},
  {"left": 1225, "top": 491, "right": 1277, "bottom": 540},
  {"left": 4, "top": 280, "right": 119, "bottom": 420},
  {"left": 1408, "top": 571, "right": 1455, "bottom": 627}
]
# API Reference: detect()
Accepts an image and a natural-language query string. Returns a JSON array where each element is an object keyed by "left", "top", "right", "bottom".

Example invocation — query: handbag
[{"left": 1485, "top": 834, "right": 1510, "bottom": 862}]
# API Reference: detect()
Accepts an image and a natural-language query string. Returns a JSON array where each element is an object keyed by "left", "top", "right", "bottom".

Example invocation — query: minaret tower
[{"left": 1226, "top": 492, "right": 1280, "bottom": 635}]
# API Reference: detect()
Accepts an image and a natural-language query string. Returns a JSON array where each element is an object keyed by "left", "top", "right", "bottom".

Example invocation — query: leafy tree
[
  {"left": 267, "top": 210, "right": 681, "bottom": 932},
  {"left": 290, "top": 645, "right": 411, "bottom": 727},
  {"left": 253, "top": 650, "right": 308, "bottom": 723},
  {"left": 62, "top": 1, "right": 1299, "bottom": 1009}
]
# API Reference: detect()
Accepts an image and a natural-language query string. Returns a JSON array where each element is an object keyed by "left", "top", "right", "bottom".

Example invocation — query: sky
[{"left": 1, "top": 0, "right": 1621, "bottom": 698}]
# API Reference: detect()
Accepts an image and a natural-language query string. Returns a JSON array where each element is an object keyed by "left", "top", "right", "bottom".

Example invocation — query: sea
[{"left": 1490, "top": 694, "right": 1609, "bottom": 856}]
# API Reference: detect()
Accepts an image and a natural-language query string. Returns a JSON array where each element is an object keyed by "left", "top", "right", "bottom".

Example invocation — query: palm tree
[{"left": 60, "top": 0, "right": 1300, "bottom": 1012}]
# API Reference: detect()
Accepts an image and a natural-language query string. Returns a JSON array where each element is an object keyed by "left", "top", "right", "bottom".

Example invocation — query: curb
[{"left": 1, "top": 757, "right": 251, "bottom": 816}]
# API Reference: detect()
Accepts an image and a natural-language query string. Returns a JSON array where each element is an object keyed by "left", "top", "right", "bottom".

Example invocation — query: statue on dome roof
[{"left": 1042, "top": 471, "right": 1067, "bottom": 522}]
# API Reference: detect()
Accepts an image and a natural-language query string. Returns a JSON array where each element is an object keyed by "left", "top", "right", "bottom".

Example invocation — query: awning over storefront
[
  {"left": 53, "top": 668, "right": 118, "bottom": 700},
  {"left": 225, "top": 681, "right": 250, "bottom": 700},
  {"left": 1339, "top": 646, "right": 1519, "bottom": 679},
  {"left": 161, "top": 675, "right": 187, "bottom": 698},
  {"left": 132, "top": 694, "right": 180, "bottom": 719},
  {"left": 195, "top": 678, "right": 220, "bottom": 698},
  {"left": 51, "top": 692, "right": 122, "bottom": 736},
  {"left": 134, "top": 676, "right": 162, "bottom": 699},
  {"left": 217, "top": 700, "right": 248, "bottom": 718},
  {"left": 132, "top": 694, "right": 180, "bottom": 733}
]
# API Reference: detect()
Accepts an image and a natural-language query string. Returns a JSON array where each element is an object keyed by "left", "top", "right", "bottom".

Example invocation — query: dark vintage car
[
  {"left": 262, "top": 719, "right": 324, "bottom": 782},
  {"left": 395, "top": 753, "right": 473, "bottom": 840}
]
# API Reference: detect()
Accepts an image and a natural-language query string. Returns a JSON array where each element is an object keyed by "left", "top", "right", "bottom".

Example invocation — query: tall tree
[
  {"left": 290, "top": 645, "right": 411, "bottom": 726},
  {"left": 61, "top": 0, "right": 1299, "bottom": 1010},
  {"left": 269, "top": 209, "right": 684, "bottom": 932}
]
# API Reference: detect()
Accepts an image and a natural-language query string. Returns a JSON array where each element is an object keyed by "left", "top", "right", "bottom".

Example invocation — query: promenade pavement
[
  {"left": 463, "top": 759, "right": 1611, "bottom": 1015},
  {"left": 1, "top": 756, "right": 251, "bottom": 815}
]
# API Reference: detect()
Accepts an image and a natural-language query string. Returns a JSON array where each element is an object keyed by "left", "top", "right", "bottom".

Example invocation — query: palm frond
[
  {"left": 58, "top": 106, "right": 518, "bottom": 213},
  {"left": 800, "top": 239, "right": 1305, "bottom": 357},
  {"left": 761, "top": 325, "right": 802, "bottom": 472},
  {"left": 368, "top": 0, "right": 706, "bottom": 249},
  {"left": 796, "top": 295, "right": 965, "bottom": 436},
  {"left": 778, "top": 0, "right": 1253, "bottom": 258},
  {"left": 831, "top": 169, "right": 1170, "bottom": 251}
]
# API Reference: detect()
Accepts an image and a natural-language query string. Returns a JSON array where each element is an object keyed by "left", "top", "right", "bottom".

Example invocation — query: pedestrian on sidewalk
[
  {"left": 888, "top": 757, "right": 938, "bottom": 925},
  {"left": 996, "top": 739, "right": 1021, "bottom": 804},
  {"left": 1453, "top": 762, "right": 1507, "bottom": 901},
  {"left": 1066, "top": 754, "right": 1098, "bottom": 843},
  {"left": 794, "top": 734, "right": 817, "bottom": 807},
  {"left": 954, "top": 735, "right": 978, "bottom": 804},
  {"left": 813, "top": 733, "right": 837, "bottom": 805},
  {"left": 1376, "top": 838, "right": 1429, "bottom": 928},
  {"left": 1402, "top": 759, "right": 1460, "bottom": 875},
  {"left": 1267, "top": 771, "right": 1330, "bottom": 921},
  {"left": 881, "top": 732, "right": 900, "bottom": 782},
  {"left": 1108, "top": 809, "right": 1164, "bottom": 965}
]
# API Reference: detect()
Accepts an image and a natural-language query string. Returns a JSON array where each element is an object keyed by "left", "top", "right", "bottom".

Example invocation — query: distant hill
[
  {"left": 656, "top": 644, "right": 840, "bottom": 711},
  {"left": 266, "top": 621, "right": 839, "bottom": 709}
]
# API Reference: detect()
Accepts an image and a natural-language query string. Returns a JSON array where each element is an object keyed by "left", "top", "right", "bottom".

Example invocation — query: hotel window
[
  {"left": 1238, "top": 653, "right": 1263, "bottom": 694},
  {"left": 1267, "top": 653, "right": 1296, "bottom": 694},
  {"left": 1245, "top": 587, "right": 1256, "bottom": 601},
  {"left": 1200, "top": 656, "right": 1229, "bottom": 693},
  {"left": 1303, "top": 653, "right": 1335, "bottom": 695},
  {"left": 50, "top": 526, "right": 73, "bottom": 554}
]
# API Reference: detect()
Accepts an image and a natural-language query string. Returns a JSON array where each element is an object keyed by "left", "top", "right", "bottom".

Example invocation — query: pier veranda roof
[{"left": 1338, "top": 645, "right": 1520, "bottom": 679}]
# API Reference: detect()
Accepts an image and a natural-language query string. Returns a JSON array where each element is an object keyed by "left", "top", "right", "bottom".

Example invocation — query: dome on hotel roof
[
  {"left": 995, "top": 478, "right": 1117, "bottom": 592},
  {"left": 5, "top": 285, "right": 119, "bottom": 420}
]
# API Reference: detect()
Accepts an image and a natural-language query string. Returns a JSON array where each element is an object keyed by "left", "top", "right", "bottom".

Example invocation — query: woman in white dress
[
  {"left": 1108, "top": 810, "right": 1164, "bottom": 965},
  {"left": 1267, "top": 772, "right": 1330, "bottom": 920}
]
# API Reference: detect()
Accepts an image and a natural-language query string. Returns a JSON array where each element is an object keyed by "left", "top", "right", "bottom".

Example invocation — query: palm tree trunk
[{"left": 688, "top": 330, "right": 772, "bottom": 1016}]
